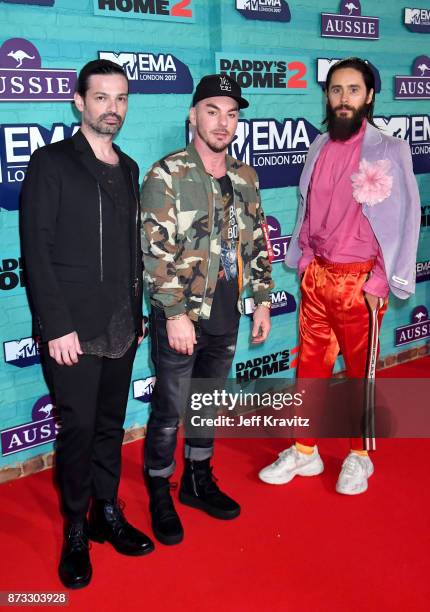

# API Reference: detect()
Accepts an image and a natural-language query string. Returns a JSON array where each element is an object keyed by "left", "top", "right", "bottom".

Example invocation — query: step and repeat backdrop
[{"left": 0, "top": 0, "right": 429, "bottom": 469}]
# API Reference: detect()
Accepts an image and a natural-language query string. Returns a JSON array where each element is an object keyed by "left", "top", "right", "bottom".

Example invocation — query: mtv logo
[
  {"left": 317, "top": 58, "right": 339, "bottom": 84},
  {"left": 236, "top": 0, "right": 254, "bottom": 8},
  {"left": 133, "top": 376, "right": 156, "bottom": 403},
  {"left": 405, "top": 8, "right": 421, "bottom": 25},
  {"left": 230, "top": 120, "right": 250, "bottom": 165},
  {"left": 4, "top": 337, "right": 40, "bottom": 368},
  {"left": 374, "top": 116, "right": 409, "bottom": 140},
  {"left": 99, "top": 52, "right": 138, "bottom": 80}
]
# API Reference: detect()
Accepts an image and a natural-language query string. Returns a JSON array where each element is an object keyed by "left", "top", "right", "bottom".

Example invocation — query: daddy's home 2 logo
[
  {"left": 395, "top": 56, "right": 430, "bottom": 100},
  {"left": 93, "top": 0, "right": 195, "bottom": 22},
  {"left": 373, "top": 114, "right": 430, "bottom": 175},
  {"left": 317, "top": 57, "right": 381, "bottom": 92},
  {"left": 404, "top": 7, "right": 430, "bottom": 33},
  {"left": 99, "top": 51, "right": 192, "bottom": 94},
  {"left": 0, "top": 123, "right": 79, "bottom": 211},
  {"left": 395, "top": 305, "right": 430, "bottom": 347},
  {"left": 235, "top": 348, "right": 298, "bottom": 383},
  {"left": 235, "top": 0, "right": 291, "bottom": 22},
  {"left": 216, "top": 53, "right": 308, "bottom": 94},
  {"left": 4, "top": 336, "right": 40, "bottom": 368},
  {"left": 0, "top": 38, "right": 76, "bottom": 102},
  {"left": 1, "top": 395, "right": 58, "bottom": 457},
  {"left": 321, "top": 1, "right": 379, "bottom": 40},
  {"left": 0, "top": 257, "right": 25, "bottom": 291}
]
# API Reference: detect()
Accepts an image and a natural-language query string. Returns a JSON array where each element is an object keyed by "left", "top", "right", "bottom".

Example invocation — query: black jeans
[
  {"left": 42, "top": 339, "right": 137, "bottom": 522},
  {"left": 144, "top": 307, "right": 238, "bottom": 477}
]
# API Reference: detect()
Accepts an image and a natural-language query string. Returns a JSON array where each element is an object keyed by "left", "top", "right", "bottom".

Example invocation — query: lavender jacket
[{"left": 286, "top": 122, "right": 421, "bottom": 299}]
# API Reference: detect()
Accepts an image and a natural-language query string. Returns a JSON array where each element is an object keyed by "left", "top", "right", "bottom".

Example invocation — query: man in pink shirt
[{"left": 259, "top": 57, "right": 420, "bottom": 495}]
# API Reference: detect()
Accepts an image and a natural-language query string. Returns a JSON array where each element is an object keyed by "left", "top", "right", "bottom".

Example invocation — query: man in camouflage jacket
[{"left": 141, "top": 74, "right": 273, "bottom": 545}]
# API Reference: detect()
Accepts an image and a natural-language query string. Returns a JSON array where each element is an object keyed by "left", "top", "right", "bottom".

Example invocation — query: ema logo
[
  {"left": 0, "top": 257, "right": 25, "bottom": 291},
  {"left": 0, "top": 1, "right": 54, "bottom": 5},
  {"left": 98, "top": 51, "right": 192, "bottom": 94},
  {"left": 0, "top": 123, "right": 79, "bottom": 211},
  {"left": 235, "top": 0, "right": 291, "bottom": 22},
  {"left": 395, "top": 56, "right": 430, "bottom": 100},
  {"left": 0, "top": 38, "right": 76, "bottom": 101},
  {"left": 4, "top": 337, "right": 40, "bottom": 368},
  {"left": 373, "top": 115, "right": 430, "bottom": 175},
  {"left": 316, "top": 57, "right": 381, "bottom": 92},
  {"left": 395, "top": 305, "right": 430, "bottom": 347},
  {"left": 93, "top": 0, "right": 194, "bottom": 22},
  {"left": 133, "top": 376, "right": 156, "bottom": 403},
  {"left": 321, "top": 1, "right": 379, "bottom": 40},
  {"left": 404, "top": 8, "right": 430, "bottom": 33},
  {"left": 416, "top": 260, "right": 430, "bottom": 283},
  {"left": 421, "top": 204, "right": 430, "bottom": 228},
  {"left": 1, "top": 395, "right": 59, "bottom": 457},
  {"left": 243, "top": 289, "right": 297, "bottom": 317},
  {"left": 217, "top": 53, "right": 308, "bottom": 94},
  {"left": 230, "top": 118, "right": 320, "bottom": 189}
]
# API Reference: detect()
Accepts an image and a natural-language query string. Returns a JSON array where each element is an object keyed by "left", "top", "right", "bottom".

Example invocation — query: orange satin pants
[{"left": 296, "top": 257, "right": 387, "bottom": 450}]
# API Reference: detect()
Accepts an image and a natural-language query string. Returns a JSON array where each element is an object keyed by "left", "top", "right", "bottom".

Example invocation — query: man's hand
[
  {"left": 166, "top": 314, "right": 197, "bottom": 355},
  {"left": 251, "top": 305, "right": 271, "bottom": 344},
  {"left": 48, "top": 331, "right": 83, "bottom": 366},
  {"left": 364, "top": 292, "right": 384, "bottom": 311}
]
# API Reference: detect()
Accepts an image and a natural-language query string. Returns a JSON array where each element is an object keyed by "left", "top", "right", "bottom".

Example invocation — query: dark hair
[
  {"left": 75, "top": 59, "right": 128, "bottom": 97},
  {"left": 325, "top": 56, "right": 376, "bottom": 124}
]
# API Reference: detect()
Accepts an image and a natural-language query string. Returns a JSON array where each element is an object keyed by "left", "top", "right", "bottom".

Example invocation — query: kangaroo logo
[
  {"left": 344, "top": 2, "right": 359, "bottom": 15},
  {"left": 417, "top": 63, "right": 430, "bottom": 76},
  {"left": 37, "top": 403, "right": 54, "bottom": 419},
  {"left": 7, "top": 49, "right": 35, "bottom": 68},
  {"left": 341, "top": 0, "right": 361, "bottom": 15},
  {"left": 415, "top": 311, "right": 426, "bottom": 322}
]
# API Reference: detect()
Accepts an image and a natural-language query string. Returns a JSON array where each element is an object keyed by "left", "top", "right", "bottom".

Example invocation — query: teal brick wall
[{"left": 0, "top": 0, "right": 429, "bottom": 468}]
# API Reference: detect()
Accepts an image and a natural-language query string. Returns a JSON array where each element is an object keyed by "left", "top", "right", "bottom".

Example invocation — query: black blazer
[{"left": 21, "top": 130, "right": 143, "bottom": 342}]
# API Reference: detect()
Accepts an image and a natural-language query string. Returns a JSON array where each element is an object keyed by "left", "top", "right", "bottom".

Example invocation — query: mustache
[
  {"left": 333, "top": 104, "right": 354, "bottom": 112},
  {"left": 99, "top": 113, "right": 122, "bottom": 121}
]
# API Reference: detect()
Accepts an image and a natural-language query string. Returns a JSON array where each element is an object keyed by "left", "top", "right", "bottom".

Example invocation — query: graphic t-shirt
[{"left": 199, "top": 175, "right": 241, "bottom": 336}]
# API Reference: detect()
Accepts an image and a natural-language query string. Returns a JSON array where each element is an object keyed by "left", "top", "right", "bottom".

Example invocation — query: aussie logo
[
  {"left": 216, "top": 53, "right": 308, "bottom": 94},
  {"left": 98, "top": 51, "right": 193, "bottom": 94},
  {"left": 321, "top": 1, "right": 379, "bottom": 40},
  {"left": 264, "top": 216, "right": 291, "bottom": 263},
  {"left": 243, "top": 289, "right": 297, "bottom": 317},
  {"left": 395, "top": 56, "right": 430, "bottom": 100},
  {"left": 404, "top": 8, "right": 430, "bottom": 33},
  {"left": 373, "top": 114, "right": 430, "bottom": 174},
  {"left": 0, "top": 38, "right": 76, "bottom": 101},
  {"left": 395, "top": 305, "right": 430, "bottom": 346},
  {"left": 0, "top": 257, "right": 25, "bottom": 291},
  {"left": 235, "top": 0, "right": 291, "bottom": 22},
  {"left": 93, "top": 0, "right": 195, "bottom": 22},
  {"left": 133, "top": 376, "right": 156, "bottom": 403},
  {"left": 1, "top": 395, "right": 59, "bottom": 456},
  {"left": 416, "top": 260, "right": 430, "bottom": 283},
  {"left": 4, "top": 336, "right": 40, "bottom": 368},
  {"left": 316, "top": 57, "right": 381, "bottom": 92},
  {"left": 0, "top": 122, "right": 79, "bottom": 211}
]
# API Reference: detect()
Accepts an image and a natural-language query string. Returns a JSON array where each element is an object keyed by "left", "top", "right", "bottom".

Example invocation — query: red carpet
[{"left": 1, "top": 358, "right": 429, "bottom": 611}]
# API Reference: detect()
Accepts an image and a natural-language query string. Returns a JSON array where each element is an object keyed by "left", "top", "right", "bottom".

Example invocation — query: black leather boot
[
  {"left": 59, "top": 521, "right": 92, "bottom": 589},
  {"left": 146, "top": 475, "right": 184, "bottom": 545},
  {"left": 88, "top": 499, "right": 154, "bottom": 556},
  {"left": 179, "top": 458, "right": 241, "bottom": 519}
]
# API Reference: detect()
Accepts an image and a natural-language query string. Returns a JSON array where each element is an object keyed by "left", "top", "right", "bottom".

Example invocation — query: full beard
[{"left": 326, "top": 102, "right": 370, "bottom": 141}]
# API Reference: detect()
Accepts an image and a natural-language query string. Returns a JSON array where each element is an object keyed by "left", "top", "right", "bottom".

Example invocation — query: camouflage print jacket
[{"left": 140, "top": 142, "right": 273, "bottom": 321}]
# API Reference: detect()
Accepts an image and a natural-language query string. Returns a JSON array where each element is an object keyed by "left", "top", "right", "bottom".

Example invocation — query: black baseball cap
[{"left": 192, "top": 74, "right": 249, "bottom": 109}]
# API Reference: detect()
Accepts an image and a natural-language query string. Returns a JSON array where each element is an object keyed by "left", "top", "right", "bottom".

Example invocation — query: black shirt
[
  {"left": 199, "top": 175, "right": 241, "bottom": 336},
  {"left": 80, "top": 159, "right": 135, "bottom": 358}
]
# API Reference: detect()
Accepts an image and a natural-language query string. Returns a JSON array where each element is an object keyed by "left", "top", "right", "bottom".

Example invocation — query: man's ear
[
  {"left": 74, "top": 92, "right": 84, "bottom": 112},
  {"left": 189, "top": 106, "right": 197, "bottom": 127}
]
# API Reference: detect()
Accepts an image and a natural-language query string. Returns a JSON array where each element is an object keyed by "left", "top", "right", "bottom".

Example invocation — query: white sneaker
[
  {"left": 336, "top": 453, "right": 374, "bottom": 495},
  {"left": 258, "top": 445, "right": 324, "bottom": 485}
]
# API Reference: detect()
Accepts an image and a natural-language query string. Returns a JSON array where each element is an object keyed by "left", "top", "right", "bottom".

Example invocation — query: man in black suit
[{"left": 21, "top": 60, "right": 154, "bottom": 589}]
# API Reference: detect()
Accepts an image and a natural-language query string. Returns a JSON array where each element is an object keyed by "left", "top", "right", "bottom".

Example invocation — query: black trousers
[
  {"left": 43, "top": 340, "right": 137, "bottom": 522},
  {"left": 144, "top": 307, "right": 238, "bottom": 477}
]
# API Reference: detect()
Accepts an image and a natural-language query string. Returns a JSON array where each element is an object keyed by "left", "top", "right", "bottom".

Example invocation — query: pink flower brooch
[{"left": 351, "top": 159, "right": 393, "bottom": 206}]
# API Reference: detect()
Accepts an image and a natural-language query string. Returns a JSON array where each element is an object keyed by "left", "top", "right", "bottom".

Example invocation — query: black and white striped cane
[{"left": 363, "top": 298, "right": 385, "bottom": 451}]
